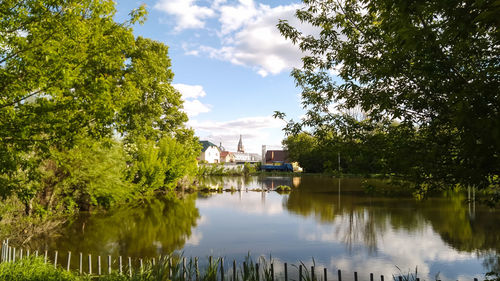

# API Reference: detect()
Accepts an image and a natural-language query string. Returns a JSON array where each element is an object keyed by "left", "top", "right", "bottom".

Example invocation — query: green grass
[{"left": 0, "top": 257, "right": 85, "bottom": 281}]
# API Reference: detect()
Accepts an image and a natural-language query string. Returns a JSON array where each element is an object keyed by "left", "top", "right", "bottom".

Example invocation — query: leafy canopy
[
  {"left": 277, "top": 0, "right": 500, "bottom": 190},
  {"left": 0, "top": 0, "right": 200, "bottom": 214}
]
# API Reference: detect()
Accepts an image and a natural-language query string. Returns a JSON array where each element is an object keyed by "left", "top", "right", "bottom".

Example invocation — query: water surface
[{"left": 31, "top": 175, "right": 500, "bottom": 280}]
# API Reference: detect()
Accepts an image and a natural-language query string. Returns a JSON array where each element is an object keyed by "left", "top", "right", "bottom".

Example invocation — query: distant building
[
  {"left": 198, "top": 141, "right": 220, "bottom": 163},
  {"left": 237, "top": 135, "right": 244, "bottom": 153},
  {"left": 220, "top": 151, "right": 235, "bottom": 163},
  {"left": 217, "top": 136, "right": 261, "bottom": 164},
  {"left": 265, "top": 150, "right": 289, "bottom": 164}
]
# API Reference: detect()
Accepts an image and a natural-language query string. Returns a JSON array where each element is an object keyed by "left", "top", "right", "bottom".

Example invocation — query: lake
[{"left": 29, "top": 175, "right": 500, "bottom": 280}]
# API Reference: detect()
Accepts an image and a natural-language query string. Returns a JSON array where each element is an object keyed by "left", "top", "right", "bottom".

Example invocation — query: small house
[{"left": 198, "top": 141, "right": 220, "bottom": 163}]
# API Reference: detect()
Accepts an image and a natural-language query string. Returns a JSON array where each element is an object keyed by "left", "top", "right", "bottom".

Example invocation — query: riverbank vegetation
[
  {"left": 0, "top": 0, "right": 200, "bottom": 241},
  {"left": 3, "top": 255, "right": 489, "bottom": 281},
  {"left": 196, "top": 163, "right": 257, "bottom": 177},
  {"left": 276, "top": 0, "right": 499, "bottom": 202}
]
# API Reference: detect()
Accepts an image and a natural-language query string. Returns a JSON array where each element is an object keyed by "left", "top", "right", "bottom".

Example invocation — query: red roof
[{"left": 220, "top": 151, "right": 233, "bottom": 158}]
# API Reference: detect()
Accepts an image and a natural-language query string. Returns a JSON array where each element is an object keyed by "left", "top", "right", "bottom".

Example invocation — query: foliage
[
  {"left": 127, "top": 136, "right": 200, "bottom": 194},
  {"left": 43, "top": 138, "right": 133, "bottom": 212},
  {"left": 0, "top": 257, "right": 84, "bottom": 281},
  {"left": 392, "top": 266, "right": 419, "bottom": 281},
  {"left": 243, "top": 163, "right": 256, "bottom": 176},
  {"left": 277, "top": 0, "right": 500, "bottom": 195},
  {"left": 197, "top": 163, "right": 259, "bottom": 177},
  {"left": 0, "top": 0, "right": 200, "bottom": 219},
  {"left": 34, "top": 195, "right": 199, "bottom": 258}
]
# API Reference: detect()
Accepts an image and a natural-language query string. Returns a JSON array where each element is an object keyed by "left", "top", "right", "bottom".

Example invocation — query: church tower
[{"left": 237, "top": 135, "right": 244, "bottom": 153}]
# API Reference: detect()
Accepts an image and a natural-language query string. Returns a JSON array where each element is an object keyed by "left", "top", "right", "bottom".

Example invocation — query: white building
[{"left": 198, "top": 141, "right": 220, "bottom": 163}]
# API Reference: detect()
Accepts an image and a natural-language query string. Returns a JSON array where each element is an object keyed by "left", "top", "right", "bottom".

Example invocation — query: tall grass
[
  {"left": 0, "top": 256, "right": 85, "bottom": 281},
  {"left": 0, "top": 254, "right": 487, "bottom": 281}
]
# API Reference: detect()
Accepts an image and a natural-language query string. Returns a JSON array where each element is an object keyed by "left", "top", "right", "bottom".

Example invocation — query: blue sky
[{"left": 115, "top": 0, "right": 309, "bottom": 153}]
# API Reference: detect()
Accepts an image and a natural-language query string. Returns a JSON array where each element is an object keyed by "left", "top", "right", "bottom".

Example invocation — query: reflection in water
[
  {"left": 198, "top": 176, "right": 293, "bottom": 191},
  {"left": 28, "top": 176, "right": 500, "bottom": 280},
  {"left": 283, "top": 176, "right": 500, "bottom": 277},
  {"left": 30, "top": 194, "right": 199, "bottom": 258}
]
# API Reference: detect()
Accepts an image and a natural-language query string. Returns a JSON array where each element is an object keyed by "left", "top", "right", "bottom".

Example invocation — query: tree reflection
[
  {"left": 283, "top": 176, "right": 500, "bottom": 260},
  {"left": 29, "top": 194, "right": 199, "bottom": 258}
]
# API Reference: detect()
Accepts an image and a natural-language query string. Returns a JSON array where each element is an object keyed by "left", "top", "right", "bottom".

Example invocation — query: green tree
[
  {"left": 0, "top": 0, "right": 139, "bottom": 209},
  {"left": 277, "top": 0, "right": 500, "bottom": 192},
  {"left": 127, "top": 136, "right": 200, "bottom": 195},
  {"left": 0, "top": 0, "right": 200, "bottom": 215},
  {"left": 117, "top": 36, "right": 188, "bottom": 142}
]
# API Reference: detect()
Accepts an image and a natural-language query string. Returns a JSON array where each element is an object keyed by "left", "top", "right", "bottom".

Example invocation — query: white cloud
[
  {"left": 185, "top": 229, "right": 203, "bottom": 245},
  {"left": 172, "top": 83, "right": 207, "bottom": 99},
  {"left": 153, "top": 0, "right": 315, "bottom": 76},
  {"left": 173, "top": 83, "right": 211, "bottom": 117},
  {"left": 154, "top": 0, "right": 215, "bottom": 31},
  {"left": 188, "top": 115, "right": 285, "bottom": 152},
  {"left": 185, "top": 1, "right": 314, "bottom": 76},
  {"left": 183, "top": 99, "right": 211, "bottom": 117},
  {"left": 189, "top": 115, "right": 285, "bottom": 134}
]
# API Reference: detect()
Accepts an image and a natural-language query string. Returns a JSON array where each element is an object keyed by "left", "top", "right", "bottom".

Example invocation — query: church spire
[{"left": 237, "top": 134, "right": 244, "bottom": 153}]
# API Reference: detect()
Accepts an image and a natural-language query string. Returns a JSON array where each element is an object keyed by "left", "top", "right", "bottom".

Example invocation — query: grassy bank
[{"left": 0, "top": 255, "right": 492, "bottom": 281}]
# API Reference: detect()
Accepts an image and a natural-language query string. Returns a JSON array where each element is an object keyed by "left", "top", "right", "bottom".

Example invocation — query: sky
[{"left": 114, "top": 0, "right": 309, "bottom": 153}]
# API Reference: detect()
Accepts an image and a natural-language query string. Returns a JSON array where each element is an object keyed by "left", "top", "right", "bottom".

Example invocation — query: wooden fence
[{"left": 0, "top": 240, "right": 483, "bottom": 281}]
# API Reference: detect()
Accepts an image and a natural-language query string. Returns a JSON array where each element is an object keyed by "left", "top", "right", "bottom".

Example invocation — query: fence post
[
  {"left": 370, "top": 273, "right": 374, "bottom": 281},
  {"left": 27, "top": 249, "right": 30, "bottom": 258},
  {"left": 88, "top": 254, "right": 92, "bottom": 275},
  {"left": 256, "top": 263, "right": 260, "bottom": 281},
  {"left": 381, "top": 275, "right": 384, "bottom": 281},
  {"left": 119, "top": 256, "right": 123, "bottom": 275},
  {"left": 79, "top": 253, "right": 82, "bottom": 274},
  {"left": 324, "top": 268, "right": 327, "bottom": 281},
  {"left": 338, "top": 269, "right": 342, "bottom": 281},
  {"left": 20, "top": 249, "right": 23, "bottom": 259},
  {"left": 128, "top": 257, "right": 132, "bottom": 277},
  {"left": 140, "top": 259, "right": 143, "bottom": 274},
  {"left": 233, "top": 260, "right": 236, "bottom": 281},
  {"left": 67, "top": 252, "right": 71, "bottom": 271},
  {"left": 169, "top": 258, "right": 172, "bottom": 278},
  {"left": 44, "top": 250, "right": 47, "bottom": 264},
  {"left": 108, "top": 255, "right": 112, "bottom": 274},
  {"left": 243, "top": 262, "right": 247, "bottom": 278},
  {"left": 35, "top": 250, "right": 38, "bottom": 257},
  {"left": 54, "top": 251, "right": 58, "bottom": 268},
  {"left": 354, "top": 272, "right": 358, "bottom": 281},
  {"left": 196, "top": 257, "right": 199, "bottom": 281},
  {"left": 183, "top": 257, "right": 187, "bottom": 280},
  {"left": 271, "top": 263, "right": 274, "bottom": 281},
  {"left": 13, "top": 248, "right": 16, "bottom": 262},
  {"left": 221, "top": 258, "right": 225, "bottom": 281},
  {"left": 285, "top": 263, "right": 288, "bottom": 281},
  {"left": 98, "top": 256, "right": 101, "bottom": 275}
]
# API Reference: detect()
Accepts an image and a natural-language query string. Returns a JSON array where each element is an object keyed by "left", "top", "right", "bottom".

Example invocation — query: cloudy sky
[{"left": 115, "top": 0, "right": 308, "bottom": 153}]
